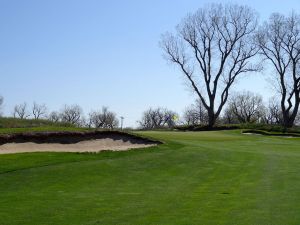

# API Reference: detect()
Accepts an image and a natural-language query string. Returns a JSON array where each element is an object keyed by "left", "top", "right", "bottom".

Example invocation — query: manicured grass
[{"left": 0, "top": 130, "right": 300, "bottom": 224}]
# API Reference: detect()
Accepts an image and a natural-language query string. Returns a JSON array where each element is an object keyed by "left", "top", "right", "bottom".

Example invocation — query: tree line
[
  {"left": 0, "top": 91, "right": 299, "bottom": 130},
  {"left": 138, "top": 91, "right": 300, "bottom": 129},
  {"left": 0, "top": 98, "right": 119, "bottom": 129}
]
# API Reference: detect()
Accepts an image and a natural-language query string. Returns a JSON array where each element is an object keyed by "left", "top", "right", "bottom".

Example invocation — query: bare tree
[
  {"left": 48, "top": 111, "right": 60, "bottom": 123},
  {"left": 183, "top": 106, "right": 199, "bottom": 125},
  {"left": 104, "top": 111, "right": 119, "bottom": 129},
  {"left": 257, "top": 13, "right": 300, "bottom": 128},
  {"left": 183, "top": 99, "right": 207, "bottom": 125},
  {"left": 222, "top": 106, "right": 239, "bottom": 124},
  {"left": 32, "top": 102, "right": 47, "bottom": 119},
  {"left": 89, "top": 107, "right": 119, "bottom": 129},
  {"left": 161, "top": 4, "right": 259, "bottom": 128},
  {"left": 0, "top": 96, "right": 3, "bottom": 116},
  {"left": 60, "top": 104, "right": 83, "bottom": 126},
  {"left": 227, "top": 91, "right": 265, "bottom": 123},
  {"left": 164, "top": 109, "right": 178, "bottom": 128},
  {"left": 138, "top": 107, "right": 178, "bottom": 129},
  {"left": 263, "top": 97, "right": 283, "bottom": 124},
  {"left": 76, "top": 116, "right": 88, "bottom": 128},
  {"left": 13, "top": 102, "right": 30, "bottom": 119}
]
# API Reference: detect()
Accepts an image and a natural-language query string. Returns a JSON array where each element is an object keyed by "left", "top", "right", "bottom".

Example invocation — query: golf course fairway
[{"left": 0, "top": 130, "right": 300, "bottom": 225}]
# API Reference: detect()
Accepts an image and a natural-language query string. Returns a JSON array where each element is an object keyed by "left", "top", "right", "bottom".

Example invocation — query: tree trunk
[
  {"left": 282, "top": 113, "right": 295, "bottom": 128},
  {"left": 207, "top": 109, "right": 216, "bottom": 129},
  {"left": 282, "top": 99, "right": 300, "bottom": 128},
  {"left": 283, "top": 120, "right": 293, "bottom": 129}
]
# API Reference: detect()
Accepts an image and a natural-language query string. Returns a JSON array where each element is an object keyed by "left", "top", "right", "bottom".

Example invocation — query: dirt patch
[{"left": 0, "top": 131, "right": 160, "bottom": 154}]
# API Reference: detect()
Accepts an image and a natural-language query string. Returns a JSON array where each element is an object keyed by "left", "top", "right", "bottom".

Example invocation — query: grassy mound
[
  {"left": 0, "top": 117, "right": 87, "bottom": 134},
  {"left": 0, "top": 117, "right": 73, "bottom": 128}
]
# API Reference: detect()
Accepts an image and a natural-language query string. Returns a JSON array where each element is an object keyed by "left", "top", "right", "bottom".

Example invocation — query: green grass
[
  {"left": 175, "top": 123, "right": 300, "bottom": 133},
  {"left": 1, "top": 130, "right": 300, "bottom": 224},
  {"left": 0, "top": 117, "right": 89, "bottom": 134},
  {"left": 0, "top": 117, "right": 74, "bottom": 128},
  {"left": 0, "top": 126, "right": 89, "bottom": 134}
]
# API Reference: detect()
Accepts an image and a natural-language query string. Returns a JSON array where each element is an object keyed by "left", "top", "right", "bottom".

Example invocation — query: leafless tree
[
  {"left": 13, "top": 102, "right": 30, "bottom": 119},
  {"left": 77, "top": 116, "right": 88, "bottom": 128},
  {"left": 183, "top": 99, "right": 207, "bottom": 125},
  {"left": 32, "top": 102, "right": 47, "bottom": 119},
  {"left": 89, "top": 107, "right": 119, "bottom": 129},
  {"left": 183, "top": 106, "right": 199, "bottom": 126},
  {"left": 222, "top": 106, "right": 239, "bottom": 124},
  {"left": 262, "top": 97, "right": 283, "bottom": 124},
  {"left": 48, "top": 111, "right": 60, "bottom": 123},
  {"left": 161, "top": 4, "right": 259, "bottom": 128},
  {"left": 138, "top": 107, "right": 178, "bottom": 129},
  {"left": 257, "top": 12, "right": 300, "bottom": 128},
  {"left": 227, "top": 91, "right": 265, "bottom": 123},
  {"left": 0, "top": 96, "right": 3, "bottom": 116},
  {"left": 60, "top": 104, "right": 83, "bottom": 126},
  {"left": 164, "top": 109, "right": 178, "bottom": 128}
]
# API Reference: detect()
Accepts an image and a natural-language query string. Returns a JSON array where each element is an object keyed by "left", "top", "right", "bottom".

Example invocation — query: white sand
[
  {"left": 243, "top": 133, "right": 262, "bottom": 135},
  {"left": 243, "top": 132, "right": 297, "bottom": 138},
  {"left": 0, "top": 138, "right": 156, "bottom": 154}
]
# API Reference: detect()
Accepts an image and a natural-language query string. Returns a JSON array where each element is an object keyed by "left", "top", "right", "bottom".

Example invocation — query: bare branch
[
  {"left": 13, "top": 103, "right": 30, "bottom": 119},
  {"left": 60, "top": 104, "right": 83, "bottom": 126},
  {"left": 257, "top": 12, "right": 300, "bottom": 127},
  {"left": 160, "top": 3, "right": 259, "bottom": 127},
  {"left": 32, "top": 102, "right": 48, "bottom": 120}
]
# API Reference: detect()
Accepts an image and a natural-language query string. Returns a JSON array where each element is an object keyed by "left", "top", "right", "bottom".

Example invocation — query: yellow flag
[{"left": 172, "top": 115, "right": 179, "bottom": 121}]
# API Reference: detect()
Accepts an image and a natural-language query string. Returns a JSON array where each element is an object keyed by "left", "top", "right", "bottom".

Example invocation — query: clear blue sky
[{"left": 0, "top": 0, "right": 299, "bottom": 127}]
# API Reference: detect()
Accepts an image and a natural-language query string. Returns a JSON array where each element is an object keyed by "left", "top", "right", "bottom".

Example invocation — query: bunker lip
[
  {"left": 0, "top": 131, "right": 161, "bottom": 145},
  {"left": 0, "top": 131, "right": 161, "bottom": 154},
  {"left": 242, "top": 129, "right": 300, "bottom": 138}
]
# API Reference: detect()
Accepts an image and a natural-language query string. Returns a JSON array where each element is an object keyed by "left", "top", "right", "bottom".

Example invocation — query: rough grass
[
  {"left": 0, "top": 117, "right": 88, "bottom": 134},
  {"left": 0, "top": 130, "right": 300, "bottom": 224},
  {"left": 0, "top": 126, "right": 90, "bottom": 134},
  {"left": 0, "top": 117, "right": 74, "bottom": 128}
]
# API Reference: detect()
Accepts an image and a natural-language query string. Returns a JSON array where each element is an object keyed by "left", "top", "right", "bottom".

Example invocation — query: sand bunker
[
  {"left": 242, "top": 130, "right": 300, "bottom": 138},
  {"left": 243, "top": 132, "right": 262, "bottom": 136},
  {"left": 0, "top": 131, "right": 160, "bottom": 154},
  {"left": 0, "top": 139, "right": 156, "bottom": 154}
]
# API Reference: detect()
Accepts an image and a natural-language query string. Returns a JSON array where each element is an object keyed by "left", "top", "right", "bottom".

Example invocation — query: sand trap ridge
[
  {"left": 0, "top": 131, "right": 159, "bottom": 154},
  {"left": 0, "top": 139, "right": 156, "bottom": 154}
]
